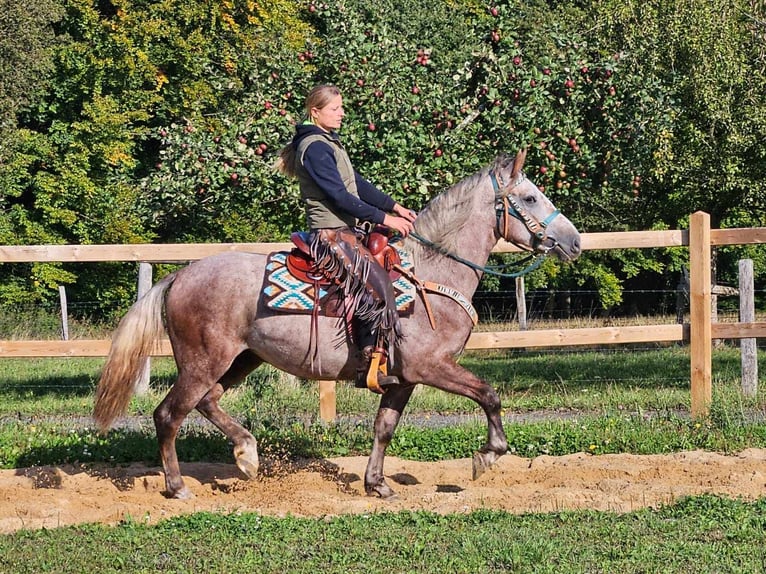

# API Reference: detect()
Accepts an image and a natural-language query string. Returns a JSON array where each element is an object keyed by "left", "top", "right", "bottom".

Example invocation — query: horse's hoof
[
  {"left": 170, "top": 486, "right": 194, "bottom": 500},
  {"left": 234, "top": 443, "right": 259, "bottom": 480},
  {"left": 366, "top": 482, "right": 398, "bottom": 500},
  {"left": 236, "top": 457, "right": 259, "bottom": 480},
  {"left": 472, "top": 451, "right": 492, "bottom": 480}
]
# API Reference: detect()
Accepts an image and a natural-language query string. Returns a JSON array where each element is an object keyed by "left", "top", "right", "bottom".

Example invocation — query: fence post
[
  {"left": 739, "top": 259, "right": 758, "bottom": 396},
  {"left": 515, "top": 276, "right": 527, "bottom": 330},
  {"left": 135, "top": 263, "right": 153, "bottom": 395},
  {"left": 319, "top": 380, "right": 336, "bottom": 422},
  {"left": 58, "top": 286, "right": 69, "bottom": 340},
  {"left": 689, "top": 212, "right": 712, "bottom": 417}
]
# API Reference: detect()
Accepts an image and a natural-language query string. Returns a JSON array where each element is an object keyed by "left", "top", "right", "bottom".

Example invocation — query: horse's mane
[{"left": 404, "top": 154, "right": 511, "bottom": 263}]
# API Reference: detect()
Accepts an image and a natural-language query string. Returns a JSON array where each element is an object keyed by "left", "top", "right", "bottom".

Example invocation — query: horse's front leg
[
  {"left": 422, "top": 356, "right": 508, "bottom": 480},
  {"left": 365, "top": 384, "right": 415, "bottom": 499}
]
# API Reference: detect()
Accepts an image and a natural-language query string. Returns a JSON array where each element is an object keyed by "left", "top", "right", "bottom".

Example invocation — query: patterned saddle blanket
[{"left": 263, "top": 247, "right": 416, "bottom": 316}]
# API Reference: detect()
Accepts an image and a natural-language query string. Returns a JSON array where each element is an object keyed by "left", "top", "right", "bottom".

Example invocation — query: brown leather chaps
[{"left": 309, "top": 227, "right": 402, "bottom": 353}]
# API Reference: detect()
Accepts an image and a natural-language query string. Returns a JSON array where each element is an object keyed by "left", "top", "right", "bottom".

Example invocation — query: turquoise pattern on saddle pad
[
  {"left": 264, "top": 247, "right": 416, "bottom": 313},
  {"left": 263, "top": 252, "right": 329, "bottom": 310}
]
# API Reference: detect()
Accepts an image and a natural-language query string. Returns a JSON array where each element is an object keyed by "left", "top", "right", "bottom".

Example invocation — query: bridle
[
  {"left": 490, "top": 170, "right": 561, "bottom": 254},
  {"left": 408, "top": 170, "right": 562, "bottom": 279}
]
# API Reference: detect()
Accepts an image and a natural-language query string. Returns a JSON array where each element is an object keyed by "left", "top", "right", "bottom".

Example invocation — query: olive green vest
[{"left": 295, "top": 133, "right": 359, "bottom": 229}]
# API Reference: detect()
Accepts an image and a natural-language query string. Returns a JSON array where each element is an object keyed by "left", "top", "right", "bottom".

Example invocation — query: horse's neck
[
  {"left": 406, "top": 174, "right": 498, "bottom": 300},
  {"left": 411, "top": 226, "right": 497, "bottom": 299}
]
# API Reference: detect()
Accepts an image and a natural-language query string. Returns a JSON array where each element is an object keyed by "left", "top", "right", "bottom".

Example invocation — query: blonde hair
[{"left": 274, "top": 84, "right": 342, "bottom": 178}]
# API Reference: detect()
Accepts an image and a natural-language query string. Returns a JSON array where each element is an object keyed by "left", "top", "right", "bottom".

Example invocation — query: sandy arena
[{"left": 2, "top": 449, "right": 766, "bottom": 533}]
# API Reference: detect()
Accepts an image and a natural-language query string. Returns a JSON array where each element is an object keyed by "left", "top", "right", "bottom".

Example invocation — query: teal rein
[{"left": 408, "top": 231, "right": 545, "bottom": 279}]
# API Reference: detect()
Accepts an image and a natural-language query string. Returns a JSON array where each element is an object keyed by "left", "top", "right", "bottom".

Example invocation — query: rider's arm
[{"left": 355, "top": 173, "right": 396, "bottom": 213}]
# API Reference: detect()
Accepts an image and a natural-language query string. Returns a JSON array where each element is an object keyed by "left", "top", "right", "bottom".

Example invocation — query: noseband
[{"left": 490, "top": 171, "right": 560, "bottom": 253}]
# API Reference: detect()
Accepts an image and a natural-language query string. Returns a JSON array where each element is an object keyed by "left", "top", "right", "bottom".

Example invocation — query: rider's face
[{"left": 311, "top": 94, "right": 345, "bottom": 132}]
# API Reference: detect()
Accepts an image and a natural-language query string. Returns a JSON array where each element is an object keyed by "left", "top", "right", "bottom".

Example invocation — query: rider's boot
[{"left": 355, "top": 345, "right": 399, "bottom": 394}]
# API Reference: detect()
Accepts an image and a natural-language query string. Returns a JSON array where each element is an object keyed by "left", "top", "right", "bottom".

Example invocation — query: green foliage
[
  {"left": 139, "top": 111, "right": 303, "bottom": 242},
  {"left": 2, "top": 0, "right": 766, "bottom": 313},
  {"left": 593, "top": 0, "right": 766, "bottom": 228},
  {"left": 0, "top": 0, "right": 63, "bottom": 146}
]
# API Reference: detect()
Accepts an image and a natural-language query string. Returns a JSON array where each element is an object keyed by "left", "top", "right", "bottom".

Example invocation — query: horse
[{"left": 94, "top": 149, "right": 581, "bottom": 500}]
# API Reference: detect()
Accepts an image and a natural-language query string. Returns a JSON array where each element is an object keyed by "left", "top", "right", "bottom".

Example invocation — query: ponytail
[{"left": 273, "top": 144, "right": 297, "bottom": 178}]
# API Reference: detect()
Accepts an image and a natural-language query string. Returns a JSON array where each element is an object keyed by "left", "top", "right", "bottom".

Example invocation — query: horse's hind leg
[
  {"left": 154, "top": 372, "right": 217, "bottom": 499},
  {"left": 195, "top": 351, "right": 262, "bottom": 480},
  {"left": 364, "top": 384, "right": 415, "bottom": 499}
]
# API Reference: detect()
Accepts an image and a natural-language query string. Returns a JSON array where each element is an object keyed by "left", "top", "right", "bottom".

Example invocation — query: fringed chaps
[{"left": 310, "top": 227, "right": 402, "bottom": 356}]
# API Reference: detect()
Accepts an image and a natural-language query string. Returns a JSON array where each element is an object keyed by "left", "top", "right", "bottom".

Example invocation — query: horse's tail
[{"left": 93, "top": 273, "right": 176, "bottom": 433}]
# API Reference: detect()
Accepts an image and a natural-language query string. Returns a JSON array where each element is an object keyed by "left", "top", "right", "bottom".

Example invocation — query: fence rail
[{"left": 2, "top": 212, "right": 766, "bottom": 420}]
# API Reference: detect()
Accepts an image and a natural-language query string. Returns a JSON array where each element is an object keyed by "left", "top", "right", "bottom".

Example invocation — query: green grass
[
  {"left": 2, "top": 497, "right": 766, "bottom": 573},
  {"left": 1, "top": 345, "right": 763, "bottom": 417},
  {"left": 1, "top": 345, "right": 766, "bottom": 470},
  {"left": 3, "top": 407, "right": 766, "bottom": 469},
  {"left": 2, "top": 344, "right": 766, "bottom": 572}
]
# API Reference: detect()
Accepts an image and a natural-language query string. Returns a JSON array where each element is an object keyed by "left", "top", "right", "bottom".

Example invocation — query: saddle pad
[{"left": 263, "top": 247, "right": 416, "bottom": 315}]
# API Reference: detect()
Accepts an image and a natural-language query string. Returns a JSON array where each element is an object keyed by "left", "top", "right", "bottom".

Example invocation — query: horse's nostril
[{"left": 572, "top": 237, "right": 581, "bottom": 254}]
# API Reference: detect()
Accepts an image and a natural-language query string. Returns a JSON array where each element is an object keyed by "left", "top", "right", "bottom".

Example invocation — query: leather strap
[{"left": 393, "top": 264, "right": 478, "bottom": 329}]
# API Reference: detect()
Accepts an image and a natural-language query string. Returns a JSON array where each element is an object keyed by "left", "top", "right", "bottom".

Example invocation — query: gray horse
[{"left": 94, "top": 150, "right": 581, "bottom": 499}]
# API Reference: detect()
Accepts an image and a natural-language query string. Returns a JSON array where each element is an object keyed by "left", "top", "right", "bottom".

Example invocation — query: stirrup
[{"left": 364, "top": 349, "right": 400, "bottom": 394}]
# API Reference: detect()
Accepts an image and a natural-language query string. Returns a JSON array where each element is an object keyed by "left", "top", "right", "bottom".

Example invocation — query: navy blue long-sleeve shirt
[{"left": 293, "top": 124, "right": 395, "bottom": 225}]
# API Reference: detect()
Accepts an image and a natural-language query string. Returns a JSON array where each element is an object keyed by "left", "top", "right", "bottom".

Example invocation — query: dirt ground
[{"left": 2, "top": 449, "right": 766, "bottom": 533}]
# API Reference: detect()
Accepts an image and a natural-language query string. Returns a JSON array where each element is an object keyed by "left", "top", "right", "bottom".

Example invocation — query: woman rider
[{"left": 276, "top": 84, "right": 418, "bottom": 393}]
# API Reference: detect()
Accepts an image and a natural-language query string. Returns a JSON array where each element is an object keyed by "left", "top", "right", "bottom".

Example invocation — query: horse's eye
[{"left": 523, "top": 195, "right": 537, "bottom": 204}]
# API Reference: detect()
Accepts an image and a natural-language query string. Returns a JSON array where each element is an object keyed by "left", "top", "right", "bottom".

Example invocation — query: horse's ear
[{"left": 511, "top": 149, "right": 527, "bottom": 178}]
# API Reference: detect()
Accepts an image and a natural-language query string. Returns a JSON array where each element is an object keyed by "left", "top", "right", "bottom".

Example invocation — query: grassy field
[
  {"left": 2, "top": 498, "right": 766, "bottom": 573},
  {"left": 2, "top": 345, "right": 766, "bottom": 467},
  {"left": 1, "top": 344, "right": 766, "bottom": 572}
]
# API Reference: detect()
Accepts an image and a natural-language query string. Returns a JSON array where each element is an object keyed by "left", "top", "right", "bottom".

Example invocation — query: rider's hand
[
  {"left": 383, "top": 213, "right": 415, "bottom": 237},
  {"left": 393, "top": 203, "right": 418, "bottom": 223}
]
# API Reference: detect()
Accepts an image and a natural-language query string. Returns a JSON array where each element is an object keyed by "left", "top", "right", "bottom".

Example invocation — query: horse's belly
[{"left": 249, "top": 315, "right": 356, "bottom": 380}]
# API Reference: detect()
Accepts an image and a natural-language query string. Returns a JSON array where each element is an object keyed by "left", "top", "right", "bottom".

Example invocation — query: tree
[{"left": 0, "top": 0, "right": 63, "bottom": 148}]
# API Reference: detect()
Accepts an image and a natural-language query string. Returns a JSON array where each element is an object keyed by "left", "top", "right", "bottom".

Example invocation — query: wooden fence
[{"left": 2, "top": 211, "right": 766, "bottom": 420}]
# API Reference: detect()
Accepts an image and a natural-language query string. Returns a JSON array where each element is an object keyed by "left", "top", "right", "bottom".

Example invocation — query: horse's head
[{"left": 491, "top": 150, "right": 581, "bottom": 261}]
